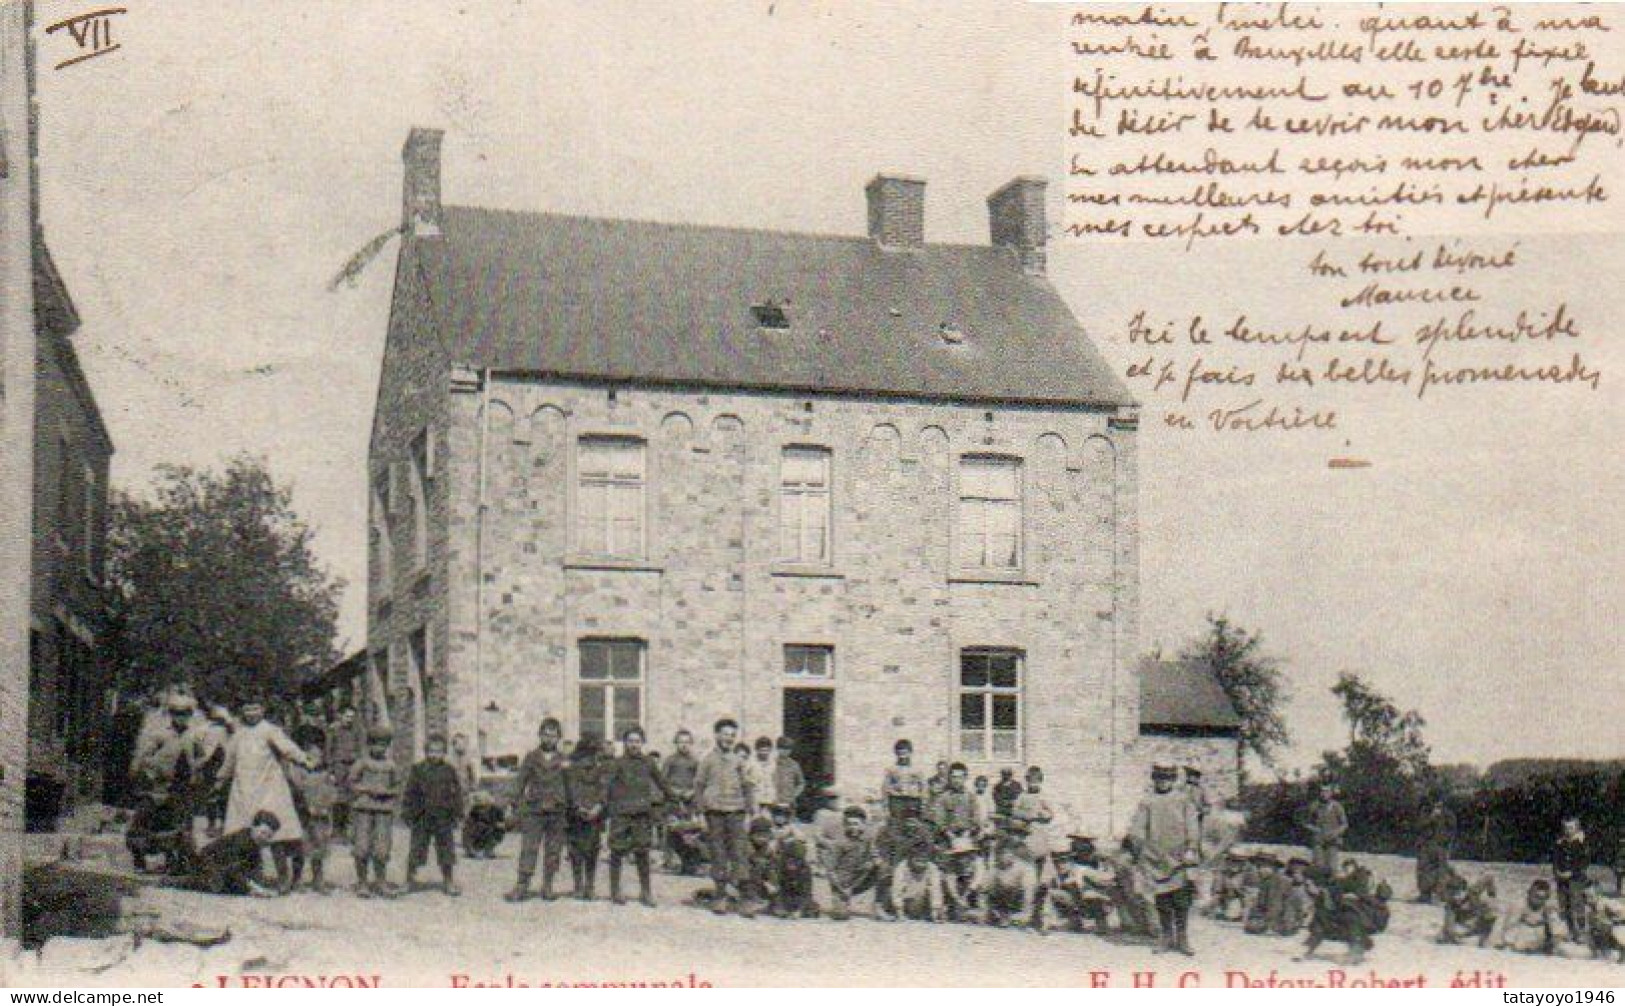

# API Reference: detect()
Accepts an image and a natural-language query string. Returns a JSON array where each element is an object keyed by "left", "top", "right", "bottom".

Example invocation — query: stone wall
[
  {"left": 1134, "top": 730, "right": 1243, "bottom": 805},
  {"left": 397, "top": 377, "right": 1141, "bottom": 834}
]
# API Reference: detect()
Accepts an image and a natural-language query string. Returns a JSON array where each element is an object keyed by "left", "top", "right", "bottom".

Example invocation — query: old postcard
[{"left": 0, "top": 0, "right": 1621, "bottom": 989}]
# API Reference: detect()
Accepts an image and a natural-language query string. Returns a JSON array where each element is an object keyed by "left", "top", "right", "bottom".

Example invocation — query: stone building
[
  {"left": 26, "top": 240, "right": 112, "bottom": 824},
  {"left": 2, "top": 4, "right": 115, "bottom": 889},
  {"left": 0, "top": 0, "right": 38, "bottom": 938},
  {"left": 1137, "top": 657, "right": 1244, "bottom": 802},
  {"left": 367, "top": 128, "right": 1143, "bottom": 832}
]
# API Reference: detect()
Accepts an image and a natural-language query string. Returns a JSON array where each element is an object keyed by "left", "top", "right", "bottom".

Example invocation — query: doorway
[{"left": 782, "top": 687, "right": 834, "bottom": 819}]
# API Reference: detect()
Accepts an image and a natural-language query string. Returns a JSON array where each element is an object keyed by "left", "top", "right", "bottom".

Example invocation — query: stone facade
[
  {"left": 28, "top": 311, "right": 112, "bottom": 812},
  {"left": 0, "top": 0, "right": 36, "bottom": 938},
  {"left": 1135, "top": 730, "right": 1242, "bottom": 805},
  {"left": 372, "top": 373, "right": 1141, "bottom": 833}
]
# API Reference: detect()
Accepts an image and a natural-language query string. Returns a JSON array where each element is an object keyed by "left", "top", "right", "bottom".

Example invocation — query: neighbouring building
[
  {"left": 0, "top": 0, "right": 38, "bottom": 937},
  {"left": 1137, "top": 657, "right": 1243, "bottom": 802},
  {"left": 26, "top": 238, "right": 112, "bottom": 825},
  {"left": 367, "top": 128, "right": 1143, "bottom": 832},
  {"left": 1, "top": 1, "right": 115, "bottom": 855}
]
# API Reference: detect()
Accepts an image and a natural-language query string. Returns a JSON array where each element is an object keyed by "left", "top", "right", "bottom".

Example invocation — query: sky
[{"left": 30, "top": 0, "right": 1623, "bottom": 772}]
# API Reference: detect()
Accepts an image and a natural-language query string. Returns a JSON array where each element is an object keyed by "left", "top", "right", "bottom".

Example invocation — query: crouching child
[{"left": 821, "top": 806, "right": 882, "bottom": 921}]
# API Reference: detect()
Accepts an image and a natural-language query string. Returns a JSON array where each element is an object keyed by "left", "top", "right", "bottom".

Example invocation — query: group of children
[
  {"left": 1434, "top": 818, "right": 1625, "bottom": 963},
  {"left": 1206, "top": 850, "right": 1394, "bottom": 964}
]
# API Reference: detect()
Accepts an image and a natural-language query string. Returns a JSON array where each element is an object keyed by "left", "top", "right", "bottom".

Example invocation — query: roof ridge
[{"left": 441, "top": 202, "right": 1002, "bottom": 253}]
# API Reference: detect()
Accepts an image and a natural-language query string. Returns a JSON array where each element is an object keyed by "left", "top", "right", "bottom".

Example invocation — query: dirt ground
[{"left": 7, "top": 829, "right": 1624, "bottom": 988}]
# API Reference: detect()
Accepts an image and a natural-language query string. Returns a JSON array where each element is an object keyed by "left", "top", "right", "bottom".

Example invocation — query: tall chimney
[
  {"left": 987, "top": 176, "right": 1047, "bottom": 276},
  {"left": 401, "top": 127, "right": 445, "bottom": 238},
  {"left": 865, "top": 174, "right": 925, "bottom": 250}
]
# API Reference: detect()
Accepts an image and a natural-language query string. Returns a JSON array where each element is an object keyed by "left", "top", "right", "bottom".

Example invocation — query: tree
[
  {"left": 1179, "top": 614, "right": 1291, "bottom": 769},
  {"left": 1319, "top": 672, "right": 1435, "bottom": 853},
  {"left": 106, "top": 455, "right": 343, "bottom": 704},
  {"left": 1329, "top": 671, "right": 1430, "bottom": 777}
]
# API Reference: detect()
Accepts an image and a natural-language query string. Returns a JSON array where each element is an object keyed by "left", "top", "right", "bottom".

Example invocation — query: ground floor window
[
  {"left": 958, "top": 647, "right": 1022, "bottom": 761},
  {"left": 579, "top": 638, "right": 644, "bottom": 743}
]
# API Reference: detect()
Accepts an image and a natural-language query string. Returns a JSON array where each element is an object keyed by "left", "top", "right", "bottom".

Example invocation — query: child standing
[
  {"left": 402, "top": 734, "right": 465, "bottom": 895},
  {"left": 287, "top": 744, "right": 339, "bottom": 893},
  {"left": 506, "top": 718, "right": 572, "bottom": 902},
  {"left": 566, "top": 736, "right": 608, "bottom": 900},
  {"left": 602, "top": 726, "right": 670, "bottom": 907},
  {"left": 1553, "top": 817, "right": 1592, "bottom": 943},
  {"left": 876, "top": 739, "right": 927, "bottom": 918},
  {"left": 347, "top": 726, "right": 403, "bottom": 898}
]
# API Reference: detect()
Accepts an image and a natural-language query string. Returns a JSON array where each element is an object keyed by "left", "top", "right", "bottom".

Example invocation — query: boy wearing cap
[
  {"left": 1303, "top": 783, "right": 1348, "bottom": 879},
  {"left": 507, "top": 717, "right": 572, "bottom": 902},
  {"left": 347, "top": 725, "right": 403, "bottom": 897},
  {"left": 767, "top": 803, "right": 817, "bottom": 918}
]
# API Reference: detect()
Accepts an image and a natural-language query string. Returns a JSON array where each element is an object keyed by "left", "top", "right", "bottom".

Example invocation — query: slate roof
[
  {"left": 1140, "top": 657, "right": 1242, "bottom": 732},
  {"left": 403, "top": 205, "right": 1132, "bottom": 408}
]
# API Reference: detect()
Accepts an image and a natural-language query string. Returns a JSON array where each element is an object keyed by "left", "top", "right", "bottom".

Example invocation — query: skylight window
[{"left": 752, "top": 302, "right": 790, "bottom": 330}]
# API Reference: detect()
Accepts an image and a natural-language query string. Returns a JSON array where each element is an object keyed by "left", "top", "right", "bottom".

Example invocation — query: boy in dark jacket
[
  {"left": 602, "top": 725, "right": 671, "bottom": 906},
  {"left": 507, "top": 717, "right": 572, "bottom": 902},
  {"left": 403, "top": 734, "right": 465, "bottom": 895},
  {"left": 566, "top": 737, "right": 608, "bottom": 899},
  {"left": 1553, "top": 817, "right": 1592, "bottom": 942}
]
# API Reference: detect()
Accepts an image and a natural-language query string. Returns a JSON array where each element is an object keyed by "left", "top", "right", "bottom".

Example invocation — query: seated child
[
  {"left": 1585, "top": 889, "right": 1625, "bottom": 963},
  {"left": 768, "top": 803, "right": 818, "bottom": 918},
  {"left": 980, "top": 838, "right": 1036, "bottom": 929},
  {"left": 1438, "top": 872, "right": 1498, "bottom": 947},
  {"left": 745, "top": 816, "right": 780, "bottom": 915},
  {"left": 891, "top": 841, "right": 947, "bottom": 923},
  {"left": 463, "top": 789, "right": 506, "bottom": 859},
  {"left": 1302, "top": 859, "right": 1390, "bottom": 966},
  {"left": 1499, "top": 879, "right": 1563, "bottom": 955},
  {"left": 1047, "top": 835, "right": 1116, "bottom": 933},
  {"left": 1244, "top": 855, "right": 1287, "bottom": 934},
  {"left": 183, "top": 811, "right": 280, "bottom": 897},
  {"left": 820, "top": 806, "right": 882, "bottom": 921}
]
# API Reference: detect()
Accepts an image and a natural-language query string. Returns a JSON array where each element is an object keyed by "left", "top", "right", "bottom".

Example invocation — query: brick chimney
[
  {"left": 865, "top": 174, "right": 925, "bottom": 250},
  {"left": 401, "top": 127, "right": 445, "bottom": 238},
  {"left": 987, "top": 176, "right": 1047, "bottom": 276}
]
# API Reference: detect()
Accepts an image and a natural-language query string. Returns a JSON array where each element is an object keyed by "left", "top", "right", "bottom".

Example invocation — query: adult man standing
[
  {"left": 1415, "top": 799, "right": 1457, "bottom": 904},
  {"left": 1128, "top": 764, "right": 1201, "bottom": 955},
  {"left": 1304, "top": 783, "right": 1349, "bottom": 878},
  {"left": 127, "top": 693, "right": 209, "bottom": 873},
  {"left": 693, "top": 718, "right": 755, "bottom": 916}
]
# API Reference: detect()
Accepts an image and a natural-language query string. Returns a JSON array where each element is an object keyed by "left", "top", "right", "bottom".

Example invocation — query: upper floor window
[
  {"left": 779, "top": 446, "right": 831, "bottom": 564},
  {"left": 577, "top": 437, "right": 646, "bottom": 559},
  {"left": 958, "top": 648, "right": 1022, "bottom": 761},
  {"left": 957, "top": 456, "right": 1022, "bottom": 570}
]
